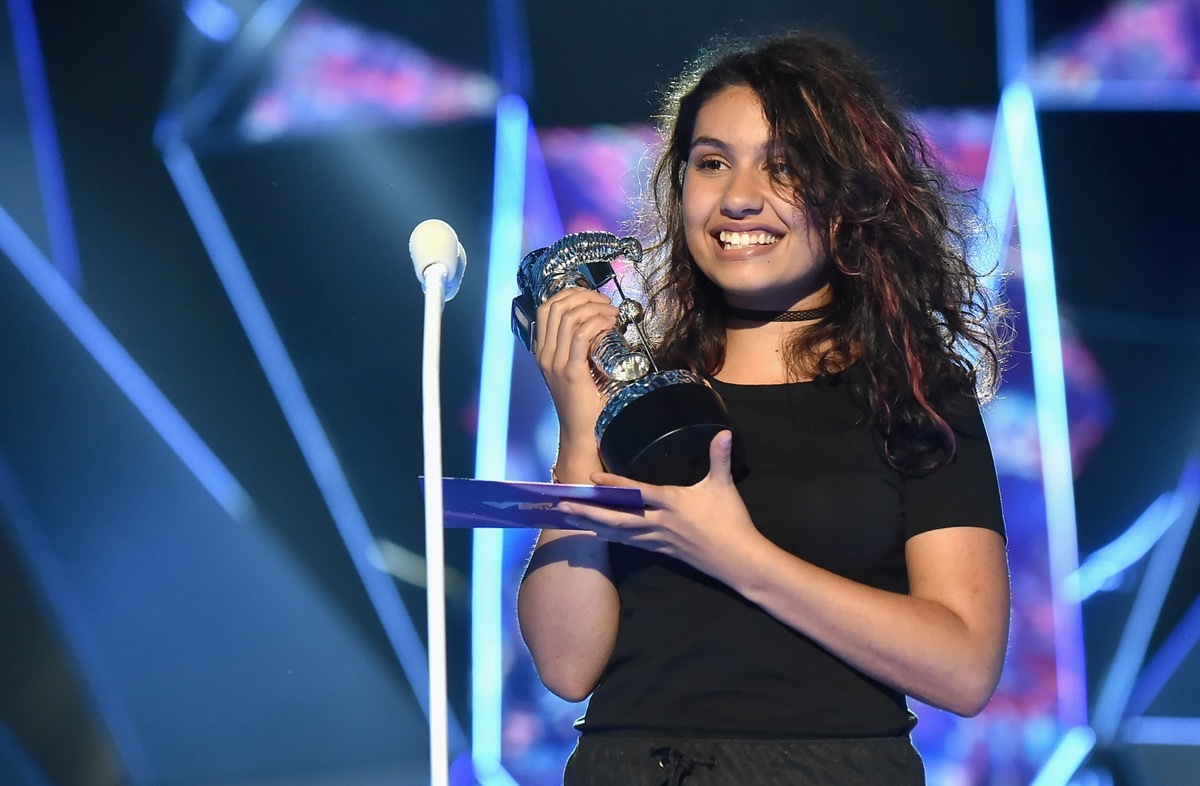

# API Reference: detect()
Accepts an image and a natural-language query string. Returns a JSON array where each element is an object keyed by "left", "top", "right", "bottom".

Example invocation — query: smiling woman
[
  {"left": 517, "top": 31, "right": 1012, "bottom": 786},
  {"left": 682, "top": 85, "right": 830, "bottom": 315}
]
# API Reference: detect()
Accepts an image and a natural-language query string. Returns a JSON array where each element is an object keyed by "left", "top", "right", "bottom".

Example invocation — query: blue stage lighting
[{"left": 184, "top": 0, "right": 240, "bottom": 43}]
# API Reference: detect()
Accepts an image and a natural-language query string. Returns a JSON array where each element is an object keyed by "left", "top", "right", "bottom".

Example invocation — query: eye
[
  {"left": 693, "top": 155, "right": 728, "bottom": 172},
  {"left": 767, "top": 158, "right": 792, "bottom": 176}
]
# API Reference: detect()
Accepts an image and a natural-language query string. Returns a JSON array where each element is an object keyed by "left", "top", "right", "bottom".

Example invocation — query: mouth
[{"left": 717, "top": 230, "right": 780, "bottom": 250}]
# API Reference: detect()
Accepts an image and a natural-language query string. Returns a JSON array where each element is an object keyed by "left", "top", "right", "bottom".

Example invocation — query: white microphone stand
[{"left": 410, "top": 219, "right": 466, "bottom": 786}]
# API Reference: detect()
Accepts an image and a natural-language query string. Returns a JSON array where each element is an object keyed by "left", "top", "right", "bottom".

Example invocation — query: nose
[{"left": 720, "top": 166, "right": 765, "bottom": 218}]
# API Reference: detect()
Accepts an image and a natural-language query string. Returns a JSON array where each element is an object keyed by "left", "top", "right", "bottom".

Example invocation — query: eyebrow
[
  {"left": 689, "top": 136, "right": 775, "bottom": 156},
  {"left": 690, "top": 136, "right": 730, "bottom": 153}
]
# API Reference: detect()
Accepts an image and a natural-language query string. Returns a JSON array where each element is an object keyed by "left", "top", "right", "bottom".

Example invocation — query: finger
[
  {"left": 539, "top": 289, "right": 615, "bottom": 335},
  {"left": 705, "top": 430, "right": 735, "bottom": 485},
  {"left": 562, "top": 517, "right": 661, "bottom": 550},
  {"left": 589, "top": 471, "right": 673, "bottom": 505},
  {"left": 561, "top": 513, "right": 598, "bottom": 533},
  {"left": 559, "top": 500, "right": 646, "bottom": 527},
  {"left": 589, "top": 471, "right": 641, "bottom": 489},
  {"left": 559, "top": 517, "right": 631, "bottom": 546},
  {"left": 588, "top": 473, "right": 679, "bottom": 514},
  {"left": 560, "top": 310, "right": 617, "bottom": 363},
  {"left": 534, "top": 289, "right": 615, "bottom": 359},
  {"left": 542, "top": 301, "right": 618, "bottom": 368},
  {"left": 538, "top": 315, "right": 616, "bottom": 382}
]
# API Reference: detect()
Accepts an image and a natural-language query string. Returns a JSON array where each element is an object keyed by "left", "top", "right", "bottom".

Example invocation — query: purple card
[{"left": 421, "top": 477, "right": 644, "bottom": 529}]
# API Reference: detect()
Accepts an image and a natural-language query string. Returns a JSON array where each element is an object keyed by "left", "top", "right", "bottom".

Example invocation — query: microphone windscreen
[{"left": 409, "top": 219, "right": 466, "bottom": 300}]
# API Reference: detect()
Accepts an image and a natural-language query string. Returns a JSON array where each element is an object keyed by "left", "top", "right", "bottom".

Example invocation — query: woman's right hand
[
  {"left": 534, "top": 287, "right": 619, "bottom": 467},
  {"left": 520, "top": 287, "right": 623, "bottom": 698}
]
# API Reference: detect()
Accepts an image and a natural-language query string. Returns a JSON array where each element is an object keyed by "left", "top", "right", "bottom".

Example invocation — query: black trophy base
[{"left": 598, "top": 381, "right": 739, "bottom": 487}]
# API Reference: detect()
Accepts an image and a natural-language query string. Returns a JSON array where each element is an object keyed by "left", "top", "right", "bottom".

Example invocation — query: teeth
[{"left": 718, "top": 230, "right": 779, "bottom": 248}]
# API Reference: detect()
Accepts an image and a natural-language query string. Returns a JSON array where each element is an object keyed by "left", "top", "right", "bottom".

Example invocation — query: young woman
[{"left": 517, "top": 32, "right": 1010, "bottom": 785}]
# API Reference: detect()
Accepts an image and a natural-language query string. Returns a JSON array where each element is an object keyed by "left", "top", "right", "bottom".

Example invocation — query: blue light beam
[
  {"left": 471, "top": 93, "right": 529, "bottom": 786},
  {"left": 1000, "top": 80, "right": 1089, "bottom": 729},
  {"left": 8, "top": 0, "right": 82, "bottom": 285},
  {"left": 157, "top": 138, "right": 466, "bottom": 751},
  {"left": 0, "top": 204, "right": 254, "bottom": 523},
  {"left": 1092, "top": 460, "right": 1200, "bottom": 742},
  {"left": 0, "top": 453, "right": 154, "bottom": 785},
  {"left": 1029, "top": 725, "right": 1098, "bottom": 786}
]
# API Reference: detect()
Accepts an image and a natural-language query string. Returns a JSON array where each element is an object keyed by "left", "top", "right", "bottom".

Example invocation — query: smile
[{"left": 718, "top": 230, "right": 780, "bottom": 250}]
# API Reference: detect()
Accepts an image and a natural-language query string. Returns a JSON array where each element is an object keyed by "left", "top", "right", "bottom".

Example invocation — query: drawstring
[{"left": 651, "top": 746, "right": 716, "bottom": 786}]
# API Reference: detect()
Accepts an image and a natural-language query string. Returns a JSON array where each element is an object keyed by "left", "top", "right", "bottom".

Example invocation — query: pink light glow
[{"left": 240, "top": 8, "right": 500, "bottom": 142}]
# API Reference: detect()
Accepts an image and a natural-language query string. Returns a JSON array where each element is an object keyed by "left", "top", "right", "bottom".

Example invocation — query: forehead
[{"left": 691, "top": 85, "right": 769, "bottom": 145}]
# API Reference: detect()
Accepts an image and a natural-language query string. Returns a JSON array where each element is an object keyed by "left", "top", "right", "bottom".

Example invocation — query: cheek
[
  {"left": 783, "top": 204, "right": 825, "bottom": 253},
  {"left": 681, "top": 189, "right": 708, "bottom": 238},
  {"left": 682, "top": 211, "right": 708, "bottom": 260}
]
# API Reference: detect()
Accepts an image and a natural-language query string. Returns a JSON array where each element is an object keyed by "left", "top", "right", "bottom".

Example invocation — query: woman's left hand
[{"left": 557, "top": 431, "right": 766, "bottom": 579}]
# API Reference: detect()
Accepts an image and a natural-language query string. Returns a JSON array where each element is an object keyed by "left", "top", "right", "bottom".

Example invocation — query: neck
[
  {"left": 723, "top": 281, "right": 834, "bottom": 320},
  {"left": 724, "top": 302, "right": 834, "bottom": 323},
  {"left": 715, "top": 287, "right": 834, "bottom": 384},
  {"left": 717, "top": 319, "right": 805, "bottom": 384}
]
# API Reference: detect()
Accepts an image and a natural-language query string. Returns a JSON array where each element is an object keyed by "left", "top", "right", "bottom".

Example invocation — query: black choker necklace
[{"left": 725, "top": 303, "right": 834, "bottom": 323}]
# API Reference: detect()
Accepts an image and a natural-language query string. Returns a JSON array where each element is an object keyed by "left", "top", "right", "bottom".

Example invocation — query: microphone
[
  {"left": 409, "top": 217, "right": 466, "bottom": 786},
  {"left": 409, "top": 219, "right": 466, "bottom": 301}
]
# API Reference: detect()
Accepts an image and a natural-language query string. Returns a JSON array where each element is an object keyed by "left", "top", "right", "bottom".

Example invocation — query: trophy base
[{"left": 598, "top": 380, "right": 739, "bottom": 486}]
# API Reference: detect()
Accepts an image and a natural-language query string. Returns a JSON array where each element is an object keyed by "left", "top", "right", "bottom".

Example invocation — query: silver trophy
[{"left": 511, "top": 232, "right": 737, "bottom": 486}]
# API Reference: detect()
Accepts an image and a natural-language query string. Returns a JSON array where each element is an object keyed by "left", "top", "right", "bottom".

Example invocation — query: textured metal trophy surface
[{"left": 511, "top": 232, "right": 736, "bottom": 486}]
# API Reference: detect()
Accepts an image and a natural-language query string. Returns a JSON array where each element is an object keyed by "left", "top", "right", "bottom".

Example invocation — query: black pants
[{"left": 563, "top": 734, "right": 926, "bottom": 786}]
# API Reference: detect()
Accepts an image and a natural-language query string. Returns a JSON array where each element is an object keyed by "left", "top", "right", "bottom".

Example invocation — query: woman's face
[{"left": 682, "top": 85, "right": 829, "bottom": 310}]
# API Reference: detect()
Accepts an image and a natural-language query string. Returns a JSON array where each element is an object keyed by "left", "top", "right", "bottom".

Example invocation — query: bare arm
[
  {"left": 515, "top": 287, "right": 622, "bottom": 701},
  {"left": 722, "top": 522, "right": 1009, "bottom": 715},
  {"left": 517, "top": 529, "right": 618, "bottom": 701},
  {"left": 559, "top": 432, "right": 1011, "bottom": 716}
]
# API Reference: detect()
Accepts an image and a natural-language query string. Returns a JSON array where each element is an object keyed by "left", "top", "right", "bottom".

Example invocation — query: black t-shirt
[{"left": 579, "top": 367, "right": 1006, "bottom": 738}]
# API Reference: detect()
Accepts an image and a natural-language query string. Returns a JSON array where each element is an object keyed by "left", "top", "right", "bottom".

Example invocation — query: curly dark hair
[{"left": 636, "top": 32, "right": 1010, "bottom": 471}]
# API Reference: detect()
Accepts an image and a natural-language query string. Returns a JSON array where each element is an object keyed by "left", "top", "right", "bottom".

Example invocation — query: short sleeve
[{"left": 902, "top": 397, "right": 1006, "bottom": 541}]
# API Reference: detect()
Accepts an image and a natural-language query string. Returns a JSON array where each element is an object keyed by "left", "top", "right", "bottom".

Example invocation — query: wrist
[{"left": 552, "top": 447, "right": 604, "bottom": 484}]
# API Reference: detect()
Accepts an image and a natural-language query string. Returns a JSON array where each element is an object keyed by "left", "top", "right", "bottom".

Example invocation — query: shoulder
[{"left": 903, "top": 392, "right": 1006, "bottom": 540}]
